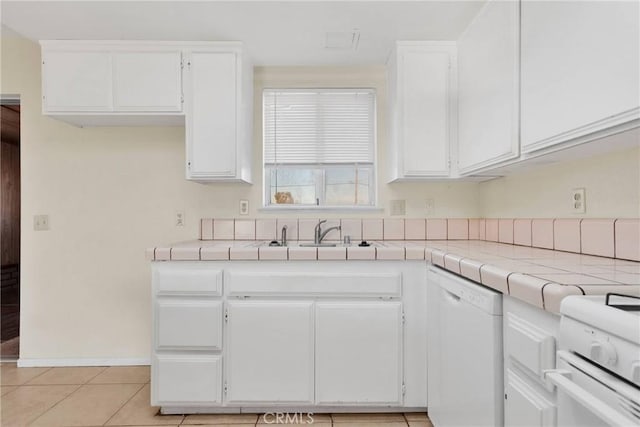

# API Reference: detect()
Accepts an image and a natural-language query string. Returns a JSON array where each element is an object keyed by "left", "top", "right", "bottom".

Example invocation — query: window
[{"left": 263, "top": 89, "right": 376, "bottom": 207}]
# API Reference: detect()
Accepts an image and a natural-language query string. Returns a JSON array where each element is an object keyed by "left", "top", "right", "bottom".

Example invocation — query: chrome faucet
[
  {"left": 315, "top": 220, "right": 341, "bottom": 244},
  {"left": 281, "top": 225, "right": 288, "bottom": 247}
]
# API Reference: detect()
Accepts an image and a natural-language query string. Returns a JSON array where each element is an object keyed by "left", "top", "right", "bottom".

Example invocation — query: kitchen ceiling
[{"left": 0, "top": 1, "right": 485, "bottom": 66}]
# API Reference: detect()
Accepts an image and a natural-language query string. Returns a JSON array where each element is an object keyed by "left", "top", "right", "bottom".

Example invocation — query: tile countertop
[{"left": 146, "top": 239, "right": 640, "bottom": 314}]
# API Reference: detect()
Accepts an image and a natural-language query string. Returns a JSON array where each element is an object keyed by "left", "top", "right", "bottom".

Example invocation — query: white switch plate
[
  {"left": 425, "top": 198, "right": 435, "bottom": 216},
  {"left": 390, "top": 200, "right": 406, "bottom": 216},
  {"left": 571, "top": 188, "right": 586, "bottom": 214},
  {"left": 239, "top": 200, "right": 249, "bottom": 215},
  {"left": 175, "top": 211, "right": 185, "bottom": 227},
  {"left": 34, "top": 214, "right": 49, "bottom": 231}
]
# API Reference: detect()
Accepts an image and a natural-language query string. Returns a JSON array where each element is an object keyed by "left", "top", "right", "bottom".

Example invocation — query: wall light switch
[
  {"left": 390, "top": 200, "right": 406, "bottom": 216},
  {"left": 240, "top": 200, "right": 249, "bottom": 215},
  {"left": 571, "top": 188, "right": 586, "bottom": 214},
  {"left": 175, "top": 211, "right": 185, "bottom": 227},
  {"left": 34, "top": 214, "right": 49, "bottom": 231}
]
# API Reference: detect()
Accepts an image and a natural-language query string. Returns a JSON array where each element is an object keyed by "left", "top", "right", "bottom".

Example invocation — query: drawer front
[
  {"left": 156, "top": 267, "right": 223, "bottom": 296},
  {"left": 226, "top": 272, "right": 401, "bottom": 298},
  {"left": 156, "top": 300, "right": 222, "bottom": 350},
  {"left": 505, "top": 312, "right": 555, "bottom": 379},
  {"left": 505, "top": 368, "right": 557, "bottom": 427},
  {"left": 154, "top": 355, "right": 222, "bottom": 405}
]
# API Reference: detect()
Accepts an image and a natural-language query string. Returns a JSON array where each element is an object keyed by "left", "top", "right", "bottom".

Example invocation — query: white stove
[{"left": 545, "top": 294, "right": 640, "bottom": 426}]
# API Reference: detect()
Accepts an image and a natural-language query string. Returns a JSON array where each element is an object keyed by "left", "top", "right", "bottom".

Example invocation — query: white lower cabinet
[
  {"left": 225, "top": 301, "right": 315, "bottom": 404},
  {"left": 155, "top": 355, "right": 222, "bottom": 405},
  {"left": 505, "top": 368, "right": 556, "bottom": 427},
  {"left": 315, "top": 302, "right": 403, "bottom": 405},
  {"left": 151, "top": 261, "right": 427, "bottom": 412}
]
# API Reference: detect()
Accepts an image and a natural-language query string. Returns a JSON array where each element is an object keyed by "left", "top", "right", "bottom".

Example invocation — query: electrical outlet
[
  {"left": 390, "top": 200, "right": 406, "bottom": 216},
  {"left": 571, "top": 188, "right": 586, "bottom": 214},
  {"left": 425, "top": 198, "right": 435, "bottom": 216},
  {"left": 34, "top": 215, "right": 49, "bottom": 231},
  {"left": 239, "top": 200, "right": 249, "bottom": 215},
  {"left": 175, "top": 211, "right": 185, "bottom": 227}
]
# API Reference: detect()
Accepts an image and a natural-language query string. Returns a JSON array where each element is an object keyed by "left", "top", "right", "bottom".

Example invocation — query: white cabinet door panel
[
  {"left": 521, "top": 0, "right": 640, "bottom": 151},
  {"left": 457, "top": 0, "right": 519, "bottom": 174},
  {"left": 315, "top": 302, "right": 403, "bottom": 405},
  {"left": 113, "top": 51, "right": 182, "bottom": 111},
  {"left": 43, "top": 51, "right": 112, "bottom": 111},
  {"left": 226, "top": 301, "right": 314, "bottom": 404},
  {"left": 154, "top": 355, "right": 222, "bottom": 405},
  {"left": 186, "top": 51, "right": 237, "bottom": 179},
  {"left": 505, "top": 368, "right": 556, "bottom": 426},
  {"left": 156, "top": 300, "right": 222, "bottom": 350},
  {"left": 401, "top": 49, "right": 450, "bottom": 176}
]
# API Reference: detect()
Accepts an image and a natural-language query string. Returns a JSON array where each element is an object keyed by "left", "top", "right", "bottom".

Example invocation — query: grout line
[
  {"left": 25, "top": 383, "right": 83, "bottom": 426},
  {"left": 101, "top": 382, "right": 147, "bottom": 426}
]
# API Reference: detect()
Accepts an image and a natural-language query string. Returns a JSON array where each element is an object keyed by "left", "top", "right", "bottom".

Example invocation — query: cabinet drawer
[
  {"left": 226, "top": 272, "right": 401, "bottom": 298},
  {"left": 156, "top": 300, "right": 222, "bottom": 350},
  {"left": 153, "top": 355, "right": 222, "bottom": 405},
  {"left": 505, "top": 312, "right": 555, "bottom": 379},
  {"left": 505, "top": 368, "right": 557, "bottom": 427},
  {"left": 156, "top": 267, "right": 222, "bottom": 296}
]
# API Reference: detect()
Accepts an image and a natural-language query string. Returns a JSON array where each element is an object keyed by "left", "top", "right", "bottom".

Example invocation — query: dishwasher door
[{"left": 427, "top": 266, "right": 504, "bottom": 427}]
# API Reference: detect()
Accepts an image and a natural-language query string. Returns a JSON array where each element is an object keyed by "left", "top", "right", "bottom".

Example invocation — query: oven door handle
[{"left": 545, "top": 368, "right": 633, "bottom": 427}]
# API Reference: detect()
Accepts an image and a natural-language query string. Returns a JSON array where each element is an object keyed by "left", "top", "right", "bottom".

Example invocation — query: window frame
[{"left": 262, "top": 87, "right": 378, "bottom": 209}]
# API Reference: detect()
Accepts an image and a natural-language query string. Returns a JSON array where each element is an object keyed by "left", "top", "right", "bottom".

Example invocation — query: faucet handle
[{"left": 318, "top": 219, "right": 328, "bottom": 226}]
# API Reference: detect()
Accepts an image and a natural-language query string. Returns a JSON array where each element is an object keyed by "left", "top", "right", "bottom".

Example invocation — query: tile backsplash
[{"left": 199, "top": 217, "right": 640, "bottom": 262}]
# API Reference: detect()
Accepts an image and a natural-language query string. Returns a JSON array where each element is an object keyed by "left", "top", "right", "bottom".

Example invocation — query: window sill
[{"left": 259, "top": 206, "right": 385, "bottom": 214}]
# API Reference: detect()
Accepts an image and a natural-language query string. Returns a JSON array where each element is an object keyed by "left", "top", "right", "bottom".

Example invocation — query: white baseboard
[{"left": 17, "top": 358, "right": 150, "bottom": 367}]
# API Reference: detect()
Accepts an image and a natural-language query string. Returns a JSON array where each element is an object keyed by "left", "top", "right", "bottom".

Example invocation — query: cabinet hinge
[
  {"left": 224, "top": 382, "right": 228, "bottom": 395},
  {"left": 402, "top": 382, "right": 406, "bottom": 396},
  {"left": 180, "top": 94, "right": 184, "bottom": 104},
  {"left": 224, "top": 309, "right": 229, "bottom": 323},
  {"left": 187, "top": 61, "right": 191, "bottom": 70},
  {"left": 187, "top": 161, "right": 191, "bottom": 169},
  {"left": 402, "top": 311, "right": 406, "bottom": 324}
]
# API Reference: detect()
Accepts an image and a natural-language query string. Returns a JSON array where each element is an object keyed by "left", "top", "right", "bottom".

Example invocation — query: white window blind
[{"left": 263, "top": 89, "right": 376, "bottom": 165}]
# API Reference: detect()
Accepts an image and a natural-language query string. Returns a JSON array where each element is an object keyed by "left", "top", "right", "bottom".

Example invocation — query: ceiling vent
[{"left": 325, "top": 30, "right": 360, "bottom": 50}]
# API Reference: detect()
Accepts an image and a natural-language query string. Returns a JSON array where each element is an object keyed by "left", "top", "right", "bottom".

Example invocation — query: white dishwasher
[{"left": 427, "top": 265, "right": 504, "bottom": 427}]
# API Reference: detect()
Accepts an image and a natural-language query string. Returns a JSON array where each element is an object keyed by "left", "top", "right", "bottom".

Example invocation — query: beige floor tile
[
  {"left": 184, "top": 413, "right": 259, "bottom": 424},
  {"left": 30, "top": 383, "right": 143, "bottom": 427},
  {"left": 408, "top": 421, "right": 434, "bottom": 427},
  {"left": 194, "top": 425, "right": 257, "bottom": 427},
  {"left": 404, "top": 412, "right": 429, "bottom": 421},
  {"left": 332, "top": 423, "right": 407, "bottom": 427},
  {"left": 0, "top": 384, "right": 79, "bottom": 426},
  {"left": 90, "top": 366, "right": 151, "bottom": 384},
  {"left": 332, "top": 413, "right": 407, "bottom": 423},
  {"left": 106, "top": 384, "right": 183, "bottom": 426},
  {"left": 1, "top": 385, "right": 18, "bottom": 396},
  {"left": 257, "top": 413, "right": 331, "bottom": 424},
  {"left": 26, "top": 366, "right": 106, "bottom": 385},
  {"left": 0, "top": 363, "right": 50, "bottom": 385}
]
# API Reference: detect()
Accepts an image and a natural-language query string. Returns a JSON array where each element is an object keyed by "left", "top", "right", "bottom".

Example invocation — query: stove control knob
[{"left": 590, "top": 341, "right": 617, "bottom": 367}]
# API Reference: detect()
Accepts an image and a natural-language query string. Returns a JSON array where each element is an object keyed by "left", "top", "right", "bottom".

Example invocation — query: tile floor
[{"left": 1, "top": 363, "right": 433, "bottom": 427}]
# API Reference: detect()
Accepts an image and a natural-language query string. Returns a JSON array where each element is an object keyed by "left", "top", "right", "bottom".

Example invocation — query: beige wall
[
  {"left": 2, "top": 33, "right": 479, "bottom": 362},
  {"left": 479, "top": 146, "right": 640, "bottom": 218}
]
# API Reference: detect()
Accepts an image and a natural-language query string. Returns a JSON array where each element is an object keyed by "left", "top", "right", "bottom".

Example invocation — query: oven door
[{"left": 545, "top": 350, "right": 640, "bottom": 427}]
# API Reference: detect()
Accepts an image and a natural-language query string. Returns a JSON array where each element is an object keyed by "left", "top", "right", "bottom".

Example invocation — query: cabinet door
[
  {"left": 155, "top": 300, "right": 222, "bottom": 350},
  {"left": 505, "top": 368, "right": 556, "bottom": 426},
  {"left": 185, "top": 51, "right": 237, "bottom": 179},
  {"left": 398, "top": 47, "right": 451, "bottom": 177},
  {"left": 315, "top": 302, "right": 403, "bottom": 405},
  {"left": 226, "top": 301, "right": 314, "bottom": 404},
  {"left": 153, "top": 355, "right": 222, "bottom": 406},
  {"left": 43, "top": 51, "right": 112, "bottom": 112},
  {"left": 521, "top": 0, "right": 640, "bottom": 152},
  {"left": 457, "top": 0, "right": 519, "bottom": 174},
  {"left": 113, "top": 51, "right": 182, "bottom": 112}
]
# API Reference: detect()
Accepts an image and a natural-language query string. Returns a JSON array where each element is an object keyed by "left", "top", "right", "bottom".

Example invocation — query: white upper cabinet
[
  {"left": 184, "top": 47, "right": 252, "bottom": 183},
  {"left": 387, "top": 42, "right": 457, "bottom": 181},
  {"left": 42, "top": 50, "right": 112, "bottom": 112},
  {"left": 112, "top": 51, "right": 182, "bottom": 112},
  {"left": 520, "top": 0, "right": 640, "bottom": 153},
  {"left": 457, "top": 0, "right": 520, "bottom": 175},
  {"left": 41, "top": 41, "right": 184, "bottom": 125}
]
